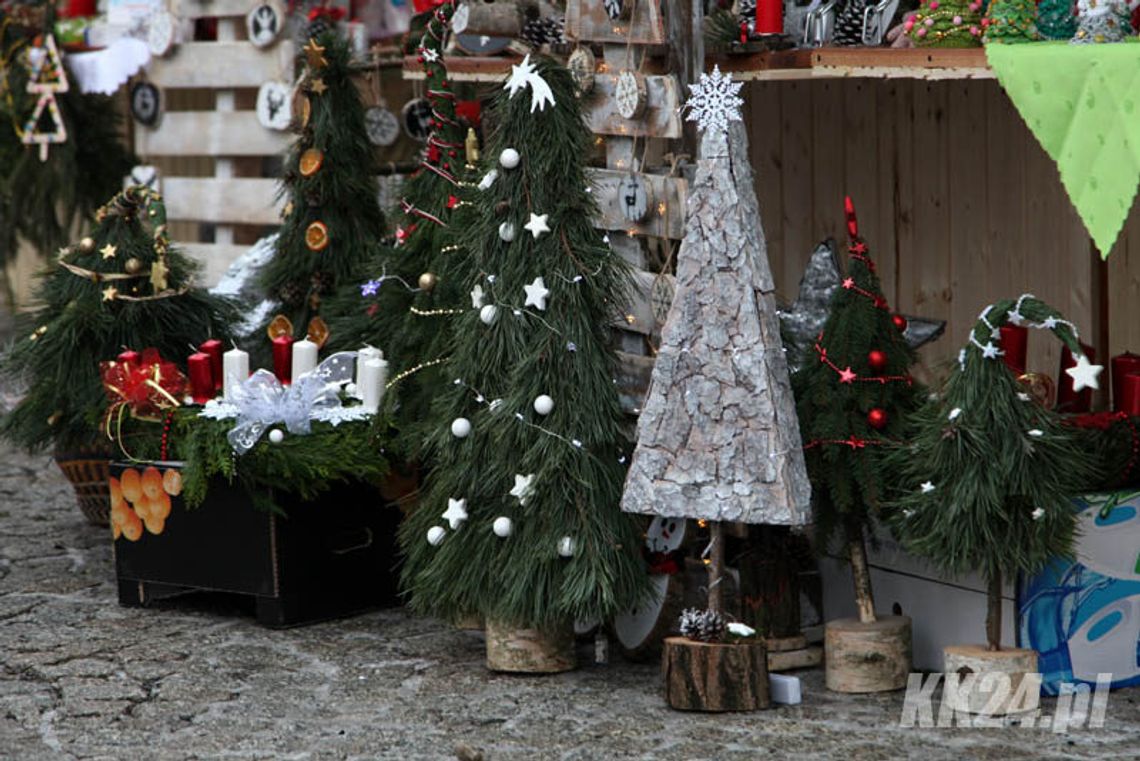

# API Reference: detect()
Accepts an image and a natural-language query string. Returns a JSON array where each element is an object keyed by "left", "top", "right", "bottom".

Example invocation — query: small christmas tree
[
  {"left": 325, "top": 0, "right": 470, "bottom": 433},
  {"left": 833, "top": 0, "right": 870, "bottom": 45},
  {"left": 398, "top": 56, "right": 647, "bottom": 661},
  {"left": 888, "top": 296, "right": 1100, "bottom": 651},
  {"left": 1071, "top": 0, "right": 1131, "bottom": 42},
  {"left": 256, "top": 32, "right": 385, "bottom": 344},
  {"left": 907, "top": 0, "right": 984, "bottom": 46},
  {"left": 983, "top": 0, "right": 1040, "bottom": 42},
  {"left": 1037, "top": 0, "right": 1078, "bottom": 39},
  {"left": 0, "top": 186, "right": 236, "bottom": 453},
  {"left": 792, "top": 198, "right": 921, "bottom": 626}
]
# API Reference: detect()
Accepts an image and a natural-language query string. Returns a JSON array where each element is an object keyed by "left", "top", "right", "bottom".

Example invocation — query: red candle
[
  {"left": 999, "top": 324, "right": 1029, "bottom": 376},
  {"left": 272, "top": 335, "right": 293, "bottom": 385},
  {"left": 199, "top": 339, "right": 224, "bottom": 391},
  {"left": 1112, "top": 353, "right": 1140, "bottom": 412},
  {"left": 187, "top": 352, "right": 214, "bottom": 404},
  {"left": 1058, "top": 343, "right": 1096, "bottom": 413},
  {"left": 117, "top": 349, "right": 140, "bottom": 370},
  {"left": 754, "top": 0, "right": 783, "bottom": 35},
  {"left": 1121, "top": 374, "right": 1140, "bottom": 417}
]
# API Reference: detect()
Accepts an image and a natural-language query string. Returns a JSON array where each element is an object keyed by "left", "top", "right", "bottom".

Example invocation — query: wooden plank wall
[{"left": 745, "top": 78, "right": 1104, "bottom": 387}]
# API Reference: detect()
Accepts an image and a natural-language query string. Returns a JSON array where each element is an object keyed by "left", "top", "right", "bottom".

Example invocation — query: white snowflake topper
[
  {"left": 503, "top": 54, "right": 556, "bottom": 113},
  {"left": 685, "top": 65, "right": 744, "bottom": 135}
]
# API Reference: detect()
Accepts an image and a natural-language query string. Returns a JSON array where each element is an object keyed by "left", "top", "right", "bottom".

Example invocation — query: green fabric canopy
[{"left": 987, "top": 41, "right": 1140, "bottom": 257}]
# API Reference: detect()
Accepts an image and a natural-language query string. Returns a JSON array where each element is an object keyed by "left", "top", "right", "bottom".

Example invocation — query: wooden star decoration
[
  {"left": 150, "top": 258, "right": 169, "bottom": 292},
  {"left": 309, "top": 77, "right": 327, "bottom": 96},
  {"left": 100, "top": 243, "right": 117, "bottom": 260},
  {"left": 101, "top": 285, "right": 118, "bottom": 302},
  {"left": 302, "top": 38, "right": 327, "bottom": 69}
]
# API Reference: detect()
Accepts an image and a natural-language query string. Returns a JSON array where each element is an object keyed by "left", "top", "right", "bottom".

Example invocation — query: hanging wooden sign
[
  {"left": 246, "top": 1, "right": 283, "bottom": 48},
  {"left": 147, "top": 11, "right": 177, "bottom": 57},
  {"left": 364, "top": 105, "right": 400, "bottom": 147},
  {"left": 568, "top": 46, "right": 596, "bottom": 94},
  {"left": 130, "top": 81, "right": 162, "bottom": 128},
  {"left": 256, "top": 81, "right": 292, "bottom": 131},
  {"left": 614, "top": 70, "right": 647, "bottom": 120},
  {"left": 401, "top": 98, "right": 434, "bottom": 142},
  {"left": 618, "top": 172, "right": 652, "bottom": 223}
]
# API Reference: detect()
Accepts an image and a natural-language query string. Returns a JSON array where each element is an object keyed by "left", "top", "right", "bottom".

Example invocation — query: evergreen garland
[
  {"left": 0, "top": 187, "right": 237, "bottom": 453},
  {"left": 887, "top": 296, "right": 1100, "bottom": 650},
  {"left": 398, "top": 56, "right": 648, "bottom": 630},
  {"left": 907, "top": 0, "right": 985, "bottom": 46},
  {"left": 982, "top": 0, "right": 1040, "bottom": 42}
]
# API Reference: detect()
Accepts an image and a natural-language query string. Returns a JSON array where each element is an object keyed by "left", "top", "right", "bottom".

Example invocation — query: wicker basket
[{"left": 53, "top": 452, "right": 111, "bottom": 526}]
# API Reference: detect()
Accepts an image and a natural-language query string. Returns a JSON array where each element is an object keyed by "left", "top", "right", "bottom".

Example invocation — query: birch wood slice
[
  {"left": 485, "top": 618, "right": 576, "bottom": 673},
  {"left": 824, "top": 615, "right": 911, "bottom": 693},
  {"left": 943, "top": 645, "right": 1039, "bottom": 715},
  {"left": 663, "top": 637, "right": 771, "bottom": 712}
]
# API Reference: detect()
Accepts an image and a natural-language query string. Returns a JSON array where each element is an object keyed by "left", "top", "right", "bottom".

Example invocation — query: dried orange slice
[
  {"left": 306, "top": 316, "right": 330, "bottom": 348},
  {"left": 299, "top": 148, "right": 323, "bottom": 177},
  {"left": 305, "top": 221, "right": 329, "bottom": 252}
]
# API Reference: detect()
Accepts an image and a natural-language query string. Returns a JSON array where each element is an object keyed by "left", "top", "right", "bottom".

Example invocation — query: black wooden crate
[{"left": 110, "top": 461, "right": 402, "bottom": 627}]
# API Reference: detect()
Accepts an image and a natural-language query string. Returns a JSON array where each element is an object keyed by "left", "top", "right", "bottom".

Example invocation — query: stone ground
[{"left": 2, "top": 447, "right": 1140, "bottom": 760}]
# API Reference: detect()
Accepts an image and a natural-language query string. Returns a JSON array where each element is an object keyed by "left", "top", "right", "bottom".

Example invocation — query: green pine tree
[
  {"left": 887, "top": 297, "right": 1099, "bottom": 650},
  {"left": 1071, "top": 0, "right": 1132, "bottom": 43},
  {"left": 325, "top": 0, "right": 472, "bottom": 442},
  {"left": 908, "top": 0, "right": 984, "bottom": 46},
  {"left": 1037, "top": 0, "right": 1077, "bottom": 39},
  {"left": 398, "top": 56, "right": 648, "bottom": 635},
  {"left": 0, "top": 186, "right": 236, "bottom": 453},
  {"left": 257, "top": 32, "right": 385, "bottom": 343},
  {"left": 792, "top": 198, "right": 922, "bottom": 625},
  {"left": 983, "top": 0, "right": 1040, "bottom": 42}
]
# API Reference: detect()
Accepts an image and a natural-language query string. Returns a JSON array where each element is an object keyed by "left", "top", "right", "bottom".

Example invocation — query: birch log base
[
  {"left": 824, "top": 615, "right": 912, "bottom": 693},
  {"left": 942, "top": 645, "right": 1039, "bottom": 715},
  {"left": 455, "top": 614, "right": 484, "bottom": 631},
  {"left": 662, "top": 637, "right": 771, "bottom": 712},
  {"left": 484, "top": 619, "right": 576, "bottom": 673}
]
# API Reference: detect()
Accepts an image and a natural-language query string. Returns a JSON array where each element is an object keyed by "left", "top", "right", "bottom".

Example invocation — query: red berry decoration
[
  {"left": 867, "top": 407, "right": 888, "bottom": 430},
  {"left": 867, "top": 349, "right": 888, "bottom": 373},
  {"left": 892, "top": 313, "right": 908, "bottom": 332}
]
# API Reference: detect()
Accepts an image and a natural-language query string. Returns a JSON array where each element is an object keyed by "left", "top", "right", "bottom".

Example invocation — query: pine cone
[
  {"left": 310, "top": 271, "right": 334, "bottom": 294},
  {"left": 306, "top": 16, "right": 333, "bottom": 41},
  {"left": 678, "top": 607, "right": 726, "bottom": 643},
  {"left": 519, "top": 16, "right": 566, "bottom": 47},
  {"left": 277, "top": 282, "right": 305, "bottom": 306},
  {"left": 832, "top": 0, "right": 869, "bottom": 45}
]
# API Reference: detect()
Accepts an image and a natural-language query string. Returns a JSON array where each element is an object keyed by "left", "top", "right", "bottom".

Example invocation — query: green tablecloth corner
[{"left": 986, "top": 41, "right": 1140, "bottom": 258}]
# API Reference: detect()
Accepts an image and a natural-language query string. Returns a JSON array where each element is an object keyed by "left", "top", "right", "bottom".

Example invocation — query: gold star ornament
[
  {"left": 102, "top": 285, "right": 118, "bottom": 302},
  {"left": 309, "top": 77, "right": 327, "bottom": 96},
  {"left": 150, "top": 258, "right": 169, "bottom": 292},
  {"left": 302, "top": 38, "right": 327, "bottom": 70},
  {"left": 100, "top": 243, "right": 117, "bottom": 260}
]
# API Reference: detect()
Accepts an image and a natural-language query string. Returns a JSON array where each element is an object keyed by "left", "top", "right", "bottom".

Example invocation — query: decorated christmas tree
[
  {"left": 833, "top": 0, "right": 870, "bottom": 45},
  {"left": 325, "top": 0, "right": 470, "bottom": 434},
  {"left": 792, "top": 198, "right": 921, "bottom": 627},
  {"left": 398, "top": 56, "right": 646, "bottom": 670},
  {"left": 0, "top": 186, "right": 236, "bottom": 454},
  {"left": 1037, "top": 0, "right": 1078, "bottom": 39},
  {"left": 1071, "top": 0, "right": 1131, "bottom": 42},
  {"left": 907, "top": 0, "right": 984, "bottom": 46},
  {"left": 256, "top": 32, "right": 385, "bottom": 345},
  {"left": 888, "top": 296, "right": 1100, "bottom": 651},
  {"left": 983, "top": 0, "right": 1040, "bottom": 42}
]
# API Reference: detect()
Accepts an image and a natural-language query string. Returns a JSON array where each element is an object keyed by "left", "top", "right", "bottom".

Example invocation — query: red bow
[
  {"left": 308, "top": 5, "right": 346, "bottom": 22},
  {"left": 100, "top": 348, "right": 187, "bottom": 419}
]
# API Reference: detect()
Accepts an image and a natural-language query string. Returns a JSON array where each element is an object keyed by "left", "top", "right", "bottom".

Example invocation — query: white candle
[
  {"left": 356, "top": 346, "right": 383, "bottom": 388},
  {"left": 292, "top": 339, "right": 318, "bottom": 381},
  {"left": 222, "top": 346, "right": 249, "bottom": 400},
  {"left": 360, "top": 358, "right": 388, "bottom": 413}
]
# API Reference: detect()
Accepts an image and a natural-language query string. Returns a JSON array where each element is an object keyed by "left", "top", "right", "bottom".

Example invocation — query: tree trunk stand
[
  {"left": 824, "top": 615, "right": 912, "bottom": 693},
  {"left": 455, "top": 614, "right": 484, "bottom": 631},
  {"left": 662, "top": 636, "right": 771, "bottom": 712},
  {"left": 484, "top": 619, "right": 575, "bottom": 673},
  {"left": 943, "top": 645, "right": 1039, "bottom": 715}
]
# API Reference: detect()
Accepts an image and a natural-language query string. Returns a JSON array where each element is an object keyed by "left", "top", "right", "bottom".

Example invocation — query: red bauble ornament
[
  {"left": 868, "top": 349, "right": 888, "bottom": 373},
  {"left": 867, "top": 408, "right": 888, "bottom": 430},
  {"left": 892, "top": 313, "right": 908, "bottom": 332}
]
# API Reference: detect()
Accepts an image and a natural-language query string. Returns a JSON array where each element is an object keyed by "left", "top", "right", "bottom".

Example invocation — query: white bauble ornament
[
  {"left": 492, "top": 516, "right": 513, "bottom": 538},
  {"left": 480, "top": 304, "right": 499, "bottom": 325},
  {"left": 498, "top": 221, "right": 517, "bottom": 242},
  {"left": 427, "top": 526, "right": 446, "bottom": 546},
  {"left": 499, "top": 148, "right": 520, "bottom": 169},
  {"left": 558, "top": 536, "right": 575, "bottom": 557},
  {"left": 451, "top": 417, "right": 472, "bottom": 438},
  {"left": 533, "top": 394, "right": 554, "bottom": 415},
  {"left": 268, "top": 428, "right": 284, "bottom": 444}
]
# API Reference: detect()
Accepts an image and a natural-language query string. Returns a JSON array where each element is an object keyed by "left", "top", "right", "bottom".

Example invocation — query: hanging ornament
[
  {"left": 618, "top": 173, "right": 652, "bottom": 223},
  {"left": 305, "top": 221, "right": 330, "bottom": 252},
  {"left": 558, "top": 536, "right": 575, "bottom": 557},
  {"left": 615, "top": 70, "right": 648, "bottom": 120},
  {"left": 124, "top": 257, "right": 143, "bottom": 274},
  {"left": 523, "top": 277, "right": 550, "bottom": 310},
  {"left": 499, "top": 148, "right": 520, "bottom": 169},
  {"left": 22, "top": 93, "right": 66, "bottom": 161},
  {"left": 418, "top": 272, "right": 438, "bottom": 291},
  {"left": 498, "top": 222, "right": 517, "bottom": 242},
  {"left": 100, "top": 243, "right": 117, "bottom": 260},
  {"left": 470, "top": 285, "right": 485, "bottom": 309},
  {"left": 493, "top": 516, "right": 513, "bottom": 538},
  {"left": 130, "top": 81, "right": 162, "bottom": 128},
  {"left": 568, "top": 46, "right": 596, "bottom": 94},
  {"left": 1017, "top": 373, "right": 1057, "bottom": 408},
  {"left": 364, "top": 105, "right": 400, "bottom": 147},
  {"left": 650, "top": 273, "right": 676, "bottom": 327},
  {"left": 502, "top": 54, "right": 556, "bottom": 112},
  {"left": 604, "top": 0, "right": 631, "bottom": 20},
  {"left": 299, "top": 148, "right": 324, "bottom": 177},
  {"left": 401, "top": 98, "right": 433, "bottom": 142},
  {"left": 523, "top": 213, "right": 550, "bottom": 239},
  {"left": 442, "top": 498, "right": 469, "bottom": 530},
  {"left": 867, "top": 407, "right": 888, "bottom": 430},
  {"left": 465, "top": 127, "right": 481, "bottom": 164},
  {"left": 427, "top": 526, "right": 446, "bottom": 546},
  {"left": 299, "top": 93, "right": 311, "bottom": 128},
  {"left": 150, "top": 258, "right": 169, "bottom": 292},
  {"left": 147, "top": 11, "right": 177, "bottom": 57},
  {"left": 510, "top": 473, "right": 536, "bottom": 505},
  {"left": 256, "top": 81, "right": 292, "bottom": 131},
  {"left": 533, "top": 394, "right": 554, "bottom": 415},
  {"left": 892, "top": 313, "right": 908, "bottom": 332},
  {"left": 128, "top": 165, "right": 160, "bottom": 193},
  {"left": 268, "top": 428, "right": 285, "bottom": 444},
  {"left": 867, "top": 349, "right": 888, "bottom": 373},
  {"left": 451, "top": 417, "right": 472, "bottom": 438},
  {"left": 302, "top": 37, "right": 328, "bottom": 69},
  {"left": 480, "top": 304, "right": 499, "bottom": 325},
  {"left": 78, "top": 236, "right": 95, "bottom": 254},
  {"left": 309, "top": 78, "right": 327, "bottom": 96},
  {"left": 246, "top": 1, "right": 283, "bottom": 48}
]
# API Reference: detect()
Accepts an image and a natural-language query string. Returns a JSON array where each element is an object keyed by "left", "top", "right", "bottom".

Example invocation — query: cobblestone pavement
[{"left": 2, "top": 444, "right": 1140, "bottom": 760}]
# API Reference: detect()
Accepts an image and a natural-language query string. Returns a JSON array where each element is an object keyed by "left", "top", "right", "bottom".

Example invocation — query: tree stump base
[
  {"left": 484, "top": 619, "right": 575, "bottom": 673},
  {"left": 455, "top": 614, "right": 484, "bottom": 631},
  {"left": 824, "top": 615, "right": 911, "bottom": 693},
  {"left": 662, "top": 636, "right": 771, "bottom": 712},
  {"left": 943, "top": 645, "right": 1039, "bottom": 715}
]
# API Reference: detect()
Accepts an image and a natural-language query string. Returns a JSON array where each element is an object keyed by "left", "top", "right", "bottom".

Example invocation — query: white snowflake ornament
[{"left": 685, "top": 65, "right": 744, "bottom": 135}]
